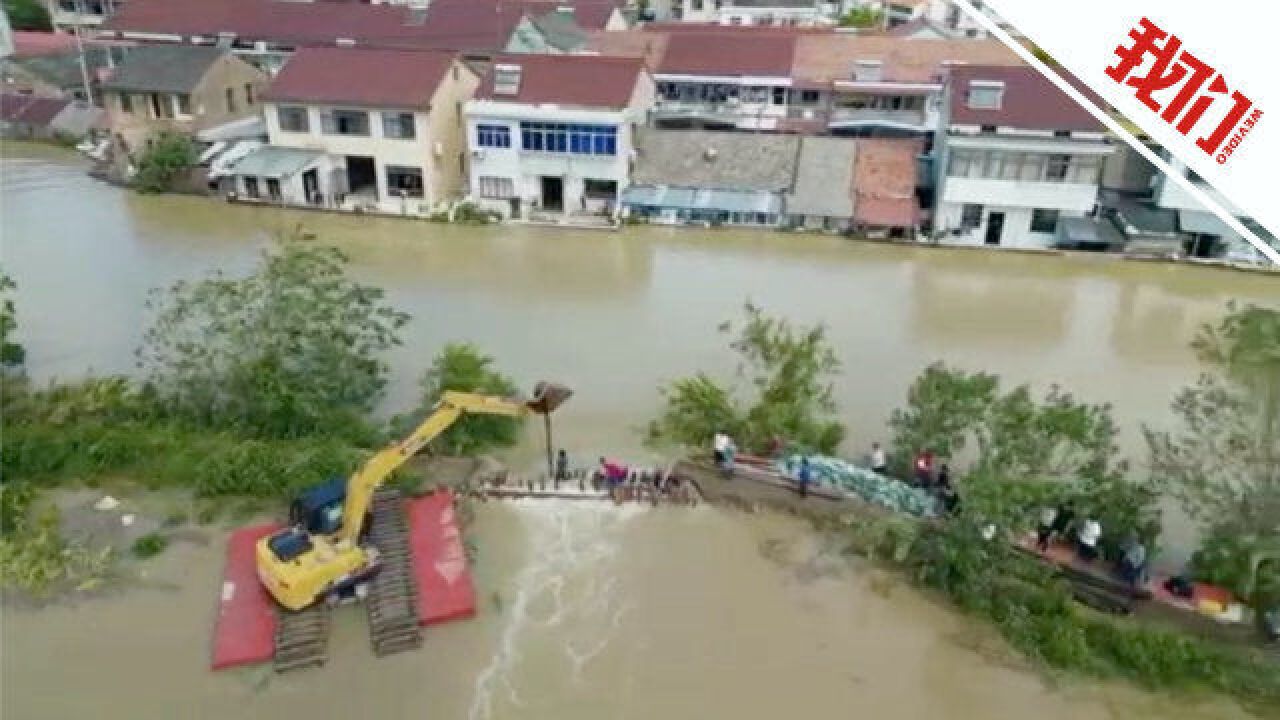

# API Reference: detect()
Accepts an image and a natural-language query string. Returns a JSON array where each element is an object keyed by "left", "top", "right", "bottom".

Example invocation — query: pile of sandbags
[{"left": 777, "top": 453, "right": 938, "bottom": 518}]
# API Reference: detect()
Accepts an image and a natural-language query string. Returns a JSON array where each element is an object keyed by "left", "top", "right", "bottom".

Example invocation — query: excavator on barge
[{"left": 255, "top": 381, "right": 571, "bottom": 670}]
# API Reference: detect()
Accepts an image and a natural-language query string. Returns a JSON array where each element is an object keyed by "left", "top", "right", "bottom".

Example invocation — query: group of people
[
  {"left": 908, "top": 447, "right": 959, "bottom": 514},
  {"left": 590, "top": 454, "right": 694, "bottom": 505},
  {"left": 1035, "top": 501, "right": 1147, "bottom": 587}
]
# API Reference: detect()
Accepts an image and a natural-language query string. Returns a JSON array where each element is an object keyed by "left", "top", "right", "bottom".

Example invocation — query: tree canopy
[
  {"left": 4, "top": 0, "right": 53, "bottom": 31},
  {"left": 137, "top": 232, "right": 408, "bottom": 440},
  {"left": 400, "top": 343, "right": 523, "bottom": 456},
  {"left": 648, "top": 303, "right": 844, "bottom": 455}
]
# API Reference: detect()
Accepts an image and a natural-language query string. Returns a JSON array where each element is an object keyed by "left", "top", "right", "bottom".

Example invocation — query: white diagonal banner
[{"left": 959, "top": 0, "right": 1279, "bottom": 264}]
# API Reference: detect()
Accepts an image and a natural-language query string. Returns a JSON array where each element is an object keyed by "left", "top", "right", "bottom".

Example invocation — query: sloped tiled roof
[
  {"left": 0, "top": 93, "right": 71, "bottom": 126},
  {"left": 475, "top": 53, "right": 643, "bottom": 109},
  {"left": 99, "top": 45, "right": 226, "bottom": 94},
  {"left": 264, "top": 47, "right": 456, "bottom": 107},
  {"left": 853, "top": 137, "right": 922, "bottom": 227},
  {"left": 949, "top": 64, "right": 1104, "bottom": 132},
  {"left": 786, "top": 136, "right": 857, "bottom": 217},
  {"left": 10, "top": 31, "right": 77, "bottom": 58},
  {"left": 657, "top": 31, "right": 797, "bottom": 76},
  {"left": 792, "top": 35, "right": 1021, "bottom": 84}
]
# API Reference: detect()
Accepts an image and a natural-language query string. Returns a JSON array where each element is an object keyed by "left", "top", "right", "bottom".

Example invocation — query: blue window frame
[
  {"left": 477, "top": 124, "right": 511, "bottom": 148},
  {"left": 519, "top": 122, "right": 617, "bottom": 156}
]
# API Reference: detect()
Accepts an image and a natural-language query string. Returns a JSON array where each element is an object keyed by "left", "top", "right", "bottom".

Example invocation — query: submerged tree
[
  {"left": 649, "top": 302, "right": 843, "bottom": 454},
  {"left": 401, "top": 343, "right": 523, "bottom": 456},
  {"left": 137, "top": 231, "right": 409, "bottom": 440},
  {"left": 1146, "top": 302, "right": 1280, "bottom": 599},
  {"left": 0, "top": 271, "right": 25, "bottom": 370},
  {"left": 132, "top": 131, "right": 197, "bottom": 194}
]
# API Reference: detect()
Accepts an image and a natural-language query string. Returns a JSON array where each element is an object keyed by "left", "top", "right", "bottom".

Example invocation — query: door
[
  {"left": 540, "top": 176, "right": 563, "bottom": 212},
  {"left": 302, "top": 169, "right": 319, "bottom": 204},
  {"left": 984, "top": 211, "right": 1004, "bottom": 245}
]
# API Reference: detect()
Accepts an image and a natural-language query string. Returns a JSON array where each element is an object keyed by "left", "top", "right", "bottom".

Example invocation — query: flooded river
[{"left": 1, "top": 145, "right": 1276, "bottom": 718}]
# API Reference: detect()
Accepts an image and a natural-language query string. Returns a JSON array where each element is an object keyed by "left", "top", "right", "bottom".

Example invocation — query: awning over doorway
[
  {"left": 621, "top": 184, "right": 782, "bottom": 214},
  {"left": 228, "top": 146, "right": 325, "bottom": 179}
]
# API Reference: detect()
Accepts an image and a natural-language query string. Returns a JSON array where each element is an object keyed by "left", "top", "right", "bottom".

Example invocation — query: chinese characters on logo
[{"left": 1106, "top": 17, "right": 1263, "bottom": 164}]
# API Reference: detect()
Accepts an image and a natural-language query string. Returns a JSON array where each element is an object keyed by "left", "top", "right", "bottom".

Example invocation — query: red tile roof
[
  {"left": 948, "top": 64, "right": 1104, "bottom": 132},
  {"left": 0, "top": 93, "right": 71, "bottom": 125},
  {"left": 10, "top": 31, "right": 78, "bottom": 58},
  {"left": 103, "top": 0, "right": 616, "bottom": 52},
  {"left": 264, "top": 47, "right": 457, "bottom": 107},
  {"left": 853, "top": 137, "right": 921, "bottom": 227},
  {"left": 642, "top": 22, "right": 831, "bottom": 35},
  {"left": 475, "top": 54, "right": 644, "bottom": 109},
  {"left": 657, "top": 31, "right": 797, "bottom": 76}
]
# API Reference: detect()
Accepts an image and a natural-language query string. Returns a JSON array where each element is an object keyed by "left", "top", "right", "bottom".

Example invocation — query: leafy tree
[
  {"left": 137, "top": 231, "right": 409, "bottom": 440},
  {"left": 837, "top": 7, "right": 883, "bottom": 28},
  {"left": 132, "top": 132, "right": 197, "bottom": 194},
  {"left": 0, "top": 271, "right": 25, "bottom": 369},
  {"left": 649, "top": 303, "right": 843, "bottom": 454},
  {"left": 4, "top": 0, "right": 52, "bottom": 31},
  {"left": 402, "top": 343, "right": 523, "bottom": 456},
  {"left": 1146, "top": 302, "right": 1280, "bottom": 598},
  {"left": 889, "top": 363, "right": 1154, "bottom": 555}
]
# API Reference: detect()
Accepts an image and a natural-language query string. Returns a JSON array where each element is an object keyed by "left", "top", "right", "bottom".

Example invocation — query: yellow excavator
[{"left": 256, "top": 382, "right": 571, "bottom": 611}]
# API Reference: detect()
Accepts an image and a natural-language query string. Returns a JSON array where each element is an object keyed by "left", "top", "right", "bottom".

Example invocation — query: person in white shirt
[
  {"left": 1076, "top": 517, "right": 1102, "bottom": 563},
  {"left": 1036, "top": 506, "right": 1058, "bottom": 551},
  {"left": 870, "top": 442, "right": 887, "bottom": 475},
  {"left": 713, "top": 433, "right": 729, "bottom": 467}
]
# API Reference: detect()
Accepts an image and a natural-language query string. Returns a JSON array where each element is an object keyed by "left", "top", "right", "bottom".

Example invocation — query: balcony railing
[{"left": 827, "top": 107, "right": 927, "bottom": 130}]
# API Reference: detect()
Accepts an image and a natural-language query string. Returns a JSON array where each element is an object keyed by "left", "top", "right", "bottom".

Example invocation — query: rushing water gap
[{"left": 1, "top": 145, "right": 1274, "bottom": 719}]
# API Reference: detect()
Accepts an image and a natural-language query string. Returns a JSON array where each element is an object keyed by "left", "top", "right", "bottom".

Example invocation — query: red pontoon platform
[
  {"left": 211, "top": 523, "right": 281, "bottom": 670},
  {"left": 210, "top": 491, "right": 477, "bottom": 671}
]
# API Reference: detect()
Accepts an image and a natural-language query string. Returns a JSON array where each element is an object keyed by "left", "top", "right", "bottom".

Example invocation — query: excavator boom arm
[{"left": 337, "top": 390, "right": 555, "bottom": 545}]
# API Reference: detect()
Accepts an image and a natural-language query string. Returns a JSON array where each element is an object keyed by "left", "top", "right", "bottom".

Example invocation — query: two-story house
[
  {"left": 231, "top": 46, "right": 477, "bottom": 214},
  {"left": 99, "top": 45, "right": 268, "bottom": 155},
  {"left": 464, "top": 54, "right": 652, "bottom": 219},
  {"left": 935, "top": 65, "right": 1112, "bottom": 249}
]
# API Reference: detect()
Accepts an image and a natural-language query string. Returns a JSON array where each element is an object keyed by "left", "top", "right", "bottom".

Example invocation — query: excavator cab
[{"left": 290, "top": 477, "right": 348, "bottom": 536}]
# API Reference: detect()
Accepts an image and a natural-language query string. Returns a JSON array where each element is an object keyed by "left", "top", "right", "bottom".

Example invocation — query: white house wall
[
  {"left": 936, "top": 202, "right": 1075, "bottom": 249},
  {"left": 465, "top": 101, "right": 639, "bottom": 218}
]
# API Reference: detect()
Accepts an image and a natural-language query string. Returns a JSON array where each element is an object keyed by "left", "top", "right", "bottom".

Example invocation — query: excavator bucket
[{"left": 527, "top": 382, "right": 572, "bottom": 414}]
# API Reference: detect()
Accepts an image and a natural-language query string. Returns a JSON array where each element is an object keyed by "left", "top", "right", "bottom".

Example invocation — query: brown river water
[{"left": 1, "top": 144, "right": 1276, "bottom": 718}]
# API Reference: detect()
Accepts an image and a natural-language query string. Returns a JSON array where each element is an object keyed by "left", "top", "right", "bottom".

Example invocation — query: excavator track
[
  {"left": 364, "top": 488, "right": 423, "bottom": 657},
  {"left": 274, "top": 603, "right": 331, "bottom": 673}
]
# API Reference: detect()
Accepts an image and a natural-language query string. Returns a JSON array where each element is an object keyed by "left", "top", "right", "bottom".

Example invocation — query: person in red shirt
[
  {"left": 599, "top": 457, "right": 628, "bottom": 501},
  {"left": 913, "top": 449, "right": 935, "bottom": 487}
]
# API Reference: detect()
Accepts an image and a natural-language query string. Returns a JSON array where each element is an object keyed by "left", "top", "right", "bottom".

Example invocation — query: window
[
  {"left": 118, "top": 92, "right": 133, "bottom": 114},
  {"left": 960, "top": 204, "right": 983, "bottom": 229},
  {"left": 1046, "top": 154, "right": 1071, "bottom": 181},
  {"left": 1072, "top": 156, "right": 1102, "bottom": 184},
  {"left": 947, "top": 149, "right": 978, "bottom": 177},
  {"left": 382, "top": 112, "right": 416, "bottom": 139},
  {"left": 772, "top": 87, "right": 787, "bottom": 106},
  {"left": 979, "top": 124, "right": 997, "bottom": 134},
  {"left": 967, "top": 80, "right": 1004, "bottom": 109},
  {"left": 244, "top": 176, "right": 260, "bottom": 199},
  {"left": 320, "top": 109, "right": 370, "bottom": 136},
  {"left": 800, "top": 89, "right": 820, "bottom": 104},
  {"left": 519, "top": 122, "right": 616, "bottom": 156},
  {"left": 476, "top": 124, "right": 511, "bottom": 148},
  {"left": 148, "top": 93, "right": 172, "bottom": 119},
  {"left": 1053, "top": 130, "right": 1070, "bottom": 138},
  {"left": 1030, "top": 208, "right": 1060, "bottom": 234},
  {"left": 277, "top": 106, "right": 309, "bottom": 133},
  {"left": 266, "top": 178, "right": 281, "bottom": 201},
  {"left": 1000, "top": 152, "right": 1022, "bottom": 180},
  {"left": 176, "top": 94, "right": 191, "bottom": 116},
  {"left": 479, "top": 176, "right": 515, "bottom": 198},
  {"left": 385, "top": 165, "right": 424, "bottom": 198},
  {"left": 225, "top": 87, "right": 237, "bottom": 113},
  {"left": 245, "top": 84, "right": 254, "bottom": 106}
]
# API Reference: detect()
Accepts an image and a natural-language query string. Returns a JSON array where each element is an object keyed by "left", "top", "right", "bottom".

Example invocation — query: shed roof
[
  {"left": 265, "top": 47, "right": 456, "bottom": 107},
  {"left": 853, "top": 137, "right": 922, "bottom": 227},
  {"left": 99, "top": 45, "right": 226, "bottom": 94},
  {"left": 786, "top": 136, "right": 856, "bottom": 217},
  {"left": 632, "top": 128, "right": 799, "bottom": 191},
  {"left": 792, "top": 35, "right": 1021, "bottom": 85},
  {"left": 475, "top": 54, "right": 643, "bottom": 108},
  {"left": 229, "top": 145, "right": 325, "bottom": 178}
]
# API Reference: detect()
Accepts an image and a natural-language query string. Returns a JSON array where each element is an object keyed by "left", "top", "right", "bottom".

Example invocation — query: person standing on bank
[
  {"left": 1036, "top": 505, "right": 1058, "bottom": 552},
  {"left": 870, "top": 442, "right": 888, "bottom": 475},
  {"left": 1077, "top": 515, "right": 1102, "bottom": 563},
  {"left": 555, "top": 448, "right": 569, "bottom": 488},
  {"left": 713, "top": 432, "right": 729, "bottom": 468},
  {"left": 796, "top": 457, "right": 812, "bottom": 499}
]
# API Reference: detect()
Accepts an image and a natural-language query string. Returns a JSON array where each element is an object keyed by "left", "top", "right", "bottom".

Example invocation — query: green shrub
[
  {"left": 131, "top": 533, "right": 168, "bottom": 559},
  {"left": 132, "top": 132, "right": 197, "bottom": 194}
]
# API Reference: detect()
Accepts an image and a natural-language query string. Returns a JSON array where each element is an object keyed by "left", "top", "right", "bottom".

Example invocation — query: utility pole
[{"left": 71, "top": 0, "right": 95, "bottom": 105}]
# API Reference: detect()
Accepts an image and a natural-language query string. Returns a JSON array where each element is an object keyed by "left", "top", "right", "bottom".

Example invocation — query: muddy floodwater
[
  {"left": 1, "top": 145, "right": 1276, "bottom": 718},
  {"left": 0, "top": 503, "right": 1258, "bottom": 720}
]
